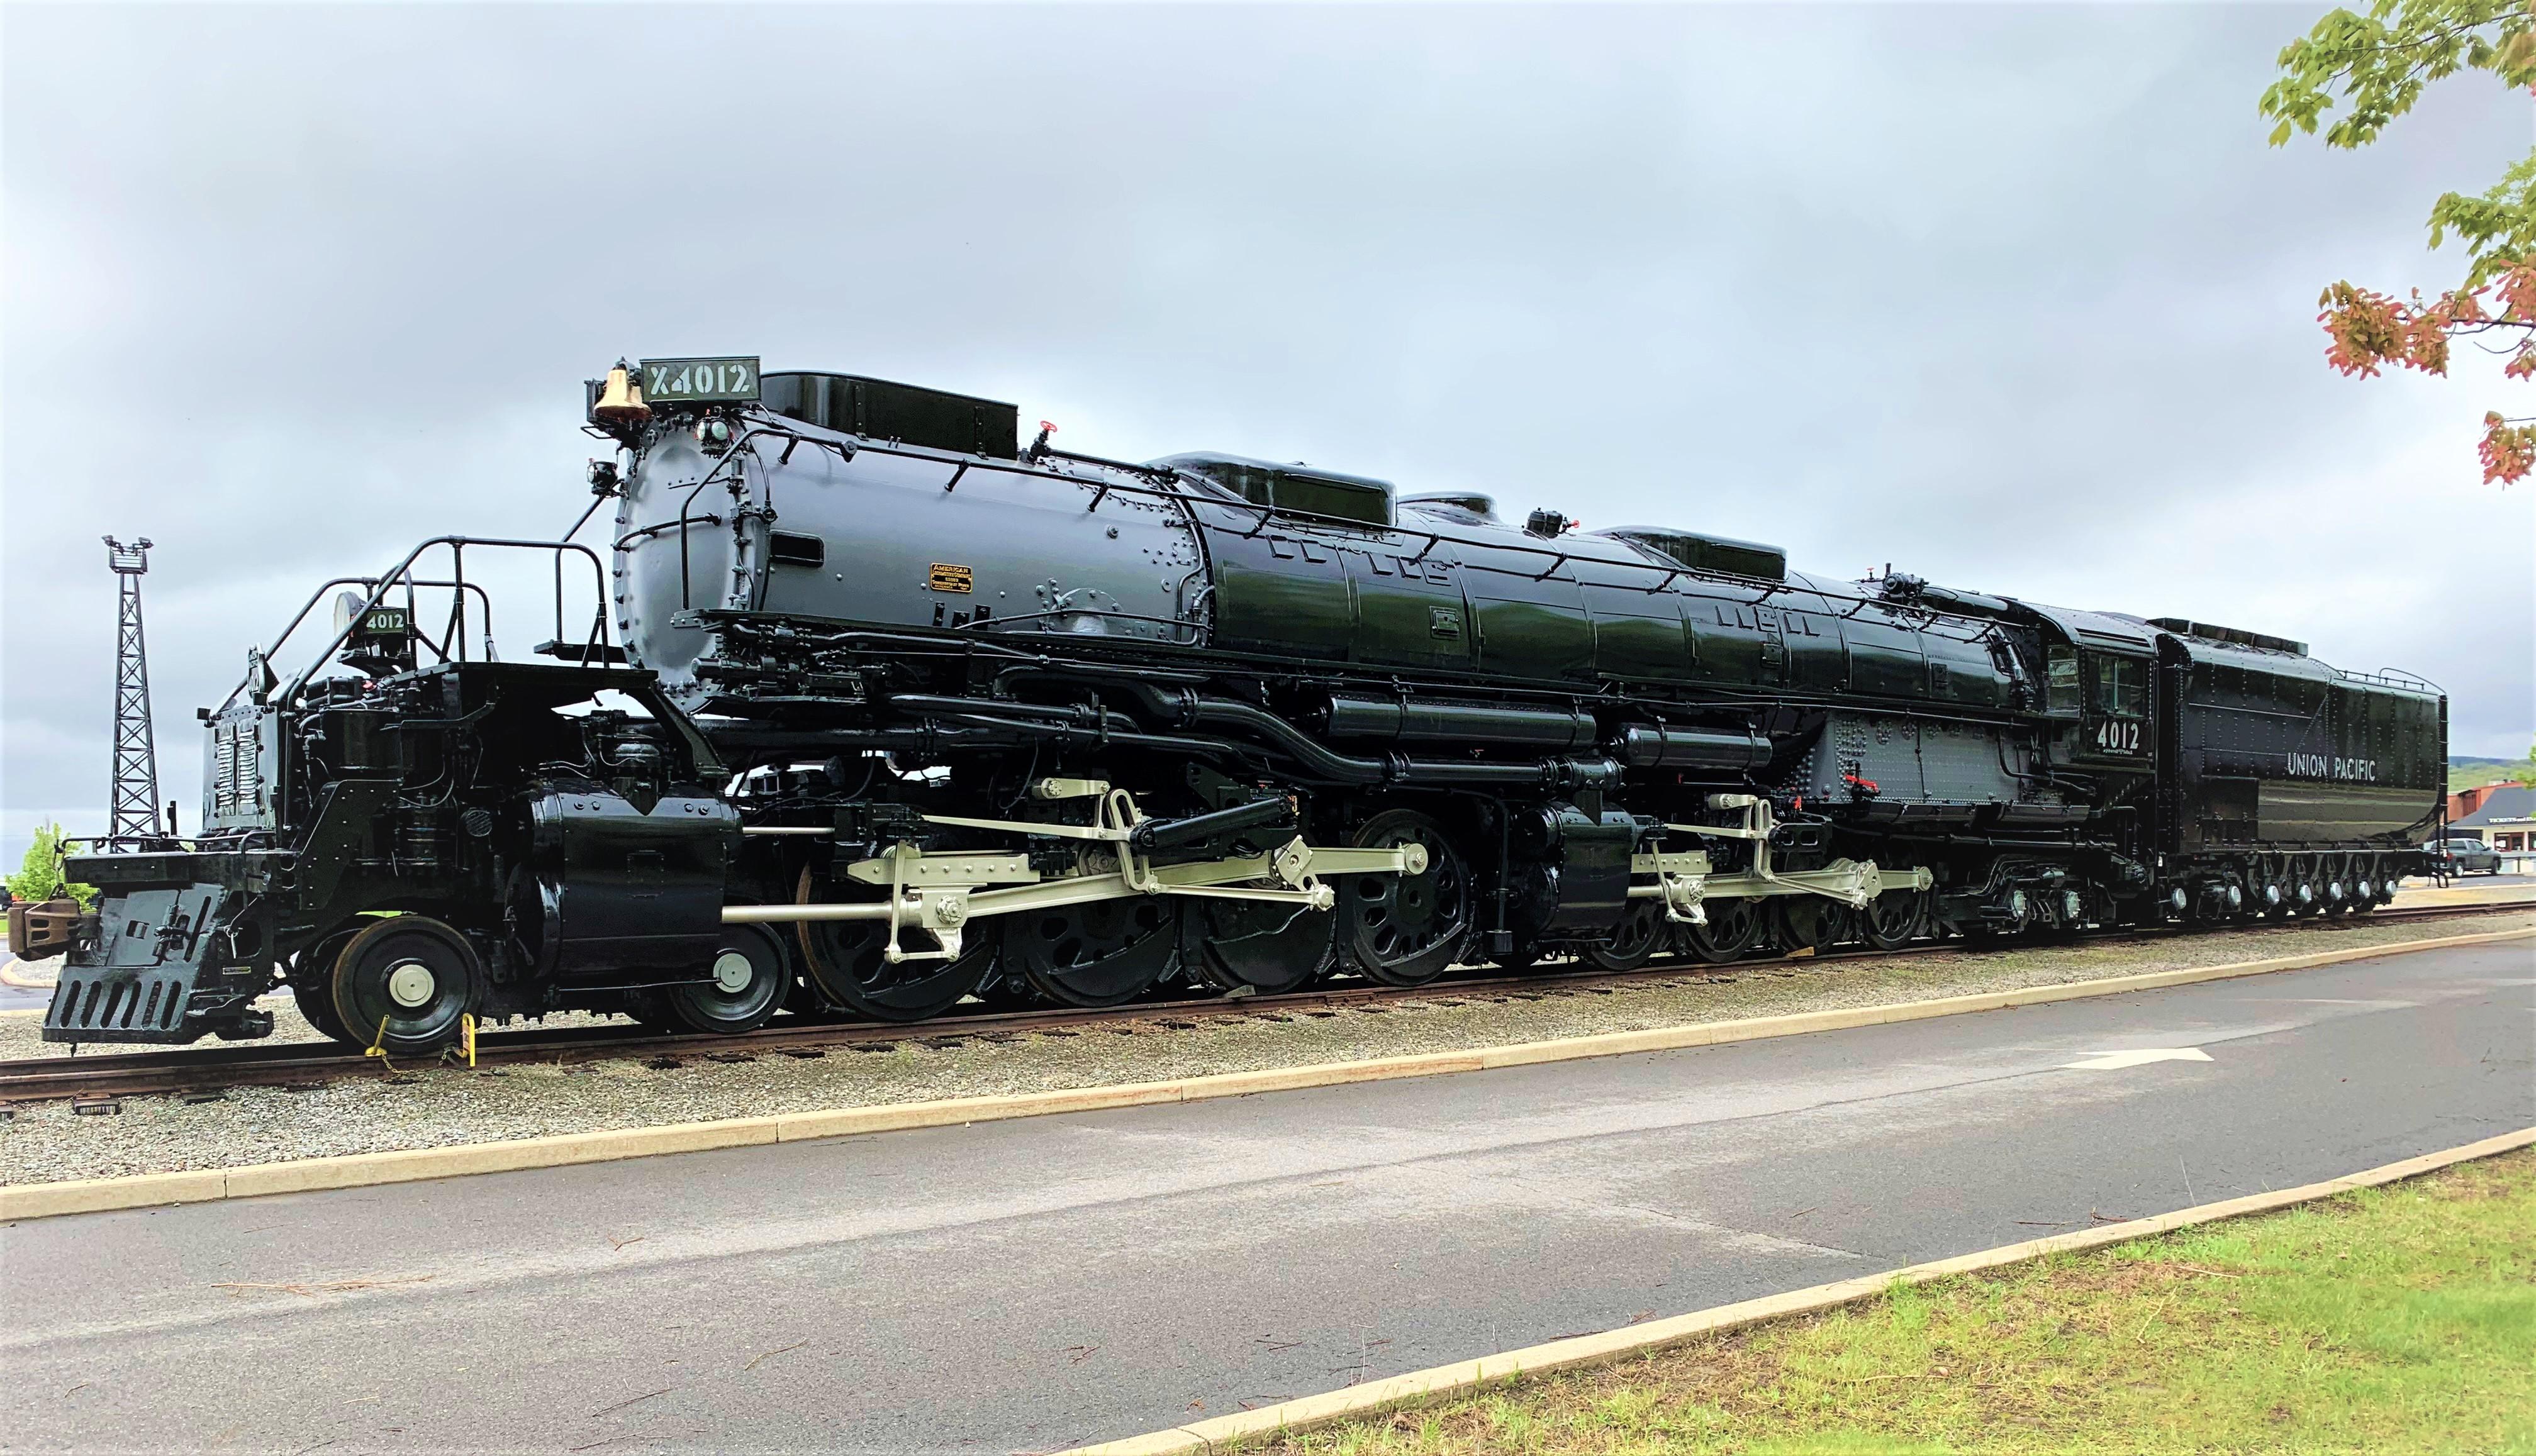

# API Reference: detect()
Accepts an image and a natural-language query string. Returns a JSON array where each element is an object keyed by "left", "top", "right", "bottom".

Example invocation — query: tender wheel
[
  {"left": 1181, "top": 896, "right": 1336, "bottom": 994},
  {"left": 1773, "top": 896, "right": 1853, "bottom": 955},
  {"left": 1584, "top": 898, "right": 1668, "bottom": 972},
  {"left": 795, "top": 867, "right": 1001, "bottom": 1023},
  {"left": 1008, "top": 897, "right": 1181, "bottom": 1008},
  {"left": 1857, "top": 888, "right": 1928, "bottom": 952},
  {"left": 1341, "top": 809, "right": 1474, "bottom": 987},
  {"left": 328, "top": 915, "right": 481, "bottom": 1053},
  {"left": 291, "top": 928, "right": 360, "bottom": 1044},
  {"left": 666, "top": 926, "right": 788, "bottom": 1034},
  {"left": 1682, "top": 897, "right": 1763, "bottom": 962}
]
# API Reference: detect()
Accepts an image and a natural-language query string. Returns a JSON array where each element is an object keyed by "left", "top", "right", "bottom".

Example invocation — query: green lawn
[{"left": 1258, "top": 1149, "right": 2536, "bottom": 1455}]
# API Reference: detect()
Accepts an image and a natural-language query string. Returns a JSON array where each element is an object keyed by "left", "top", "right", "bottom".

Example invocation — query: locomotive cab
[{"left": 2016, "top": 606, "right": 2159, "bottom": 772}]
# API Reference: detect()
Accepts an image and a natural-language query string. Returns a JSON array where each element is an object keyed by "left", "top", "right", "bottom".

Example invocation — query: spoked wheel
[
  {"left": 795, "top": 867, "right": 1000, "bottom": 1023},
  {"left": 1682, "top": 897, "right": 1763, "bottom": 963},
  {"left": 291, "top": 928, "right": 360, "bottom": 1044},
  {"left": 1007, "top": 897, "right": 1181, "bottom": 1008},
  {"left": 1773, "top": 896, "right": 1853, "bottom": 955},
  {"left": 1341, "top": 809, "right": 1474, "bottom": 987},
  {"left": 329, "top": 915, "right": 481, "bottom": 1053},
  {"left": 664, "top": 925, "right": 789, "bottom": 1034},
  {"left": 1181, "top": 896, "right": 1336, "bottom": 994},
  {"left": 1857, "top": 888, "right": 1928, "bottom": 952},
  {"left": 1585, "top": 898, "right": 1668, "bottom": 972}
]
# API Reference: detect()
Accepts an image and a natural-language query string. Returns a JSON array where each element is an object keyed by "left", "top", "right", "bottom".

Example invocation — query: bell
[{"left": 593, "top": 359, "right": 651, "bottom": 426}]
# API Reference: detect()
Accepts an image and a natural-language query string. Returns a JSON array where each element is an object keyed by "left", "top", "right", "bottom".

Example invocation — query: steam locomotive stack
[{"left": 11, "top": 356, "right": 2447, "bottom": 1048}]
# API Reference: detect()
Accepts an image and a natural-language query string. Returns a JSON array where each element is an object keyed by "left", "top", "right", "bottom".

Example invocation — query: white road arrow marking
[{"left": 2059, "top": 1047, "right": 2215, "bottom": 1070}]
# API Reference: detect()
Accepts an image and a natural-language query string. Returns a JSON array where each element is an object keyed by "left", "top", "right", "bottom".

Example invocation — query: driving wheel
[
  {"left": 1857, "top": 887, "right": 1928, "bottom": 951},
  {"left": 1584, "top": 897, "right": 1668, "bottom": 972},
  {"left": 1181, "top": 896, "right": 1336, "bottom": 994},
  {"left": 1773, "top": 896, "right": 1853, "bottom": 955},
  {"left": 1007, "top": 897, "right": 1181, "bottom": 1008},
  {"left": 1682, "top": 896, "right": 1762, "bottom": 963},
  {"left": 329, "top": 915, "right": 481, "bottom": 1053},
  {"left": 795, "top": 867, "right": 1000, "bottom": 1023},
  {"left": 1340, "top": 809, "right": 1473, "bottom": 986}
]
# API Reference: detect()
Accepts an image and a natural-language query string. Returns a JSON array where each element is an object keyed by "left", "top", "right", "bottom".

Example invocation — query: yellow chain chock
[
  {"left": 462, "top": 1013, "right": 477, "bottom": 1069},
  {"left": 364, "top": 1014, "right": 398, "bottom": 1072}
]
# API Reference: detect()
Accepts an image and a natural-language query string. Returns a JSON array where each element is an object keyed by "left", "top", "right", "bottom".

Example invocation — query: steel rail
[{"left": 3, "top": 901, "right": 2523, "bottom": 1108}]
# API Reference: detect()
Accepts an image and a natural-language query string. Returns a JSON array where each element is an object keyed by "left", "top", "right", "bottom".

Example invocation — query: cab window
[
  {"left": 2088, "top": 653, "right": 2148, "bottom": 717},
  {"left": 2045, "top": 647, "right": 2081, "bottom": 714}
]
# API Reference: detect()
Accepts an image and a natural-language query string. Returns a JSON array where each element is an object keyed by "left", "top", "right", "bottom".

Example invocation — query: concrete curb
[
  {"left": 1059, "top": 1125, "right": 2536, "bottom": 1455},
  {"left": 0, "top": 960, "right": 56, "bottom": 991},
  {"left": 3, "top": 926, "right": 2525, "bottom": 1223}
]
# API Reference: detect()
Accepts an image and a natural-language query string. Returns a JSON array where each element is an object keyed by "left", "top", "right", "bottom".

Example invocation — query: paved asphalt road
[{"left": 3, "top": 938, "right": 2529, "bottom": 1455}]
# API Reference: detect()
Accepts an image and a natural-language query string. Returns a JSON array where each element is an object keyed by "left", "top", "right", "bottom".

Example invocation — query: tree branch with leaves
[{"left": 2264, "top": 0, "right": 2536, "bottom": 482}]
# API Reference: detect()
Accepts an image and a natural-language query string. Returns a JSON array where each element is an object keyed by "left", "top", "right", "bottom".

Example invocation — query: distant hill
[{"left": 2450, "top": 755, "right": 2536, "bottom": 793}]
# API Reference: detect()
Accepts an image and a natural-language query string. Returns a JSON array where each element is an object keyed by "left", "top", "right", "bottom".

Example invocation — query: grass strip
[{"left": 1258, "top": 1148, "right": 2536, "bottom": 1455}]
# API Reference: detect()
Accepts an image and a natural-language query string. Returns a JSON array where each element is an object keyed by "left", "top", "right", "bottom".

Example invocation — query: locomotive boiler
[{"left": 13, "top": 357, "right": 2448, "bottom": 1048}]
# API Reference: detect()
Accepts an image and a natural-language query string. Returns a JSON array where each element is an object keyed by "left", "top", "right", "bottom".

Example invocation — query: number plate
[
  {"left": 2092, "top": 718, "right": 2144, "bottom": 755},
  {"left": 640, "top": 356, "right": 761, "bottom": 404}
]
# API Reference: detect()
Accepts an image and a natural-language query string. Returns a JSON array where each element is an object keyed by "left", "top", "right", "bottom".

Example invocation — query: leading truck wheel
[
  {"left": 290, "top": 928, "right": 360, "bottom": 1045},
  {"left": 329, "top": 916, "right": 481, "bottom": 1053},
  {"left": 1341, "top": 809, "right": 1473, "bottom": 987},
  {"left": 666, "top": 926, "right": 788, "bottom": 1034}
]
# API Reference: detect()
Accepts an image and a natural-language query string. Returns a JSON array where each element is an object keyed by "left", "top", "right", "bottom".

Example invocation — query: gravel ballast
[{"left": 3, "top": 909, "right": 2527, "bottom": 1188}]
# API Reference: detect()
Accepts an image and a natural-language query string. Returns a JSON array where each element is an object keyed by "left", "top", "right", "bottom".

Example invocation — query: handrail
[
  {"left": 216, "top": 536, "right": 612, "bottom": 713},
  {"left": 2337, "top": 666, "right": 2442, "bottom": 694},
  {"left": 242, "top": 576, "right": 496, "bottom": 694},
  {"left": 820, "top": 428, "right": 1894, "bottom": 615}
]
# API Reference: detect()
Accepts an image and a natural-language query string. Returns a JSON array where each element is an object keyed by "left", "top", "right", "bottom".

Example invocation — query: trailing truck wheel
[
  {"left": 1341, "top": 809, "right": 1474, "bottom": 987},
  {"left": 795, "top": 869, "right": 1000, "bottom": 1023},
  {"left": 1584, "top": 898, "right": 1668, "bottom": 972},
  {"left": 290, "top": 929, "right": 360, "bottom": 1045},
  {"left": 666, "top": 926, "right": 788, "bottom": 1035},
  {"left": 328, "top": 916, "right": 481, "bottom": 1053}
]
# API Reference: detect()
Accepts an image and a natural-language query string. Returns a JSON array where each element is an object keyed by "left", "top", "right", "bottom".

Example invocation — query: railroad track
[{"left": 4, "top": 901, "right": 2524, "bottom": 1108}]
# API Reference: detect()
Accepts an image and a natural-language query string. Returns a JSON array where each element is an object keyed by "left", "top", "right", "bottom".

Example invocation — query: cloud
[{"left": 5, "top": 4, "right": 2528, "bottom": 865}]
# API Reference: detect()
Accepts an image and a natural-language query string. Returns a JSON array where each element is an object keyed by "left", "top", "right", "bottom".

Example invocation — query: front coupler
[{"left": 27, "top": 852, "right": 282, "bottom": 1043}]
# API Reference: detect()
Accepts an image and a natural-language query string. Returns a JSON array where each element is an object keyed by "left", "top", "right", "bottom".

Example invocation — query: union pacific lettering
[{"left": 2284, "top": 753, "right": 2379, "bottom": 782}]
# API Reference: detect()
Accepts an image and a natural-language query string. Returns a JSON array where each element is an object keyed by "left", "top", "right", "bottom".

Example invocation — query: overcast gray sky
[{"left": 5, "top": 3, "right": 2530, "bottom": 863}]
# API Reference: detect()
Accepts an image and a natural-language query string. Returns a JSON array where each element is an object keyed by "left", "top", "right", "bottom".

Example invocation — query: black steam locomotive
[{"left": 13, "top": 357, "right": 2447, "bottom": 1049}]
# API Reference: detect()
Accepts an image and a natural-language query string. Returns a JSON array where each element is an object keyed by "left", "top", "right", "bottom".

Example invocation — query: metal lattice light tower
[{"left": 103, "top": 536, "right": 160, "bottom": 850}]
